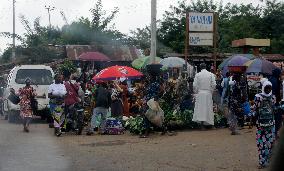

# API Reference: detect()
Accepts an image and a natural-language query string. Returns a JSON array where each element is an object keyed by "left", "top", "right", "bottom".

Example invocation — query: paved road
[
  {"left": 0, "top": 118, "right": 266, "bottom": 171},
  {"left": 0, "top": 119, "right": 71, "bottom": 171}
]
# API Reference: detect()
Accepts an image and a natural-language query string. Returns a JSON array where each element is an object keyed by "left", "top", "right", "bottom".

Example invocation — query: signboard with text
[
  {"left": 188, "top": 12, "right": 214, "bottom": 32},
  {"left": 185, "top": 12, "right": 218, "bottom": 71},
  {"left": 189, "top": 33, "right": 213, "bottom": 46}
]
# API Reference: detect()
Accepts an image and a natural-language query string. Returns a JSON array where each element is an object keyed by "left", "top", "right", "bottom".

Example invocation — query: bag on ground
[
  {"left": 145, "top": 99, "right": 165, "bottom": 127},
  {"left": 104, "top": 118, "right": 124, "bottom": 135}
]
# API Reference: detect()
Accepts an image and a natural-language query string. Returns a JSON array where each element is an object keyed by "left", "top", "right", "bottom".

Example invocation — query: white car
[{"left": 2, "top": 65, "right": 54, "bottom": 123}]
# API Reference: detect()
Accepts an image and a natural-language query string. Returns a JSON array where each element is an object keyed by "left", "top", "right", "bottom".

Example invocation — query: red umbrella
[
  {"left": 78, "top": 52, "right": 110, "bottom": 61},
  {"left": 93, "top": 66, "right": 143, "bottom": 81}
]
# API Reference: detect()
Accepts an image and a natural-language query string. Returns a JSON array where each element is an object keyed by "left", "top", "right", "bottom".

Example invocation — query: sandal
[{"left": 139, "top": 135, "right": 149, "bottom": 138}]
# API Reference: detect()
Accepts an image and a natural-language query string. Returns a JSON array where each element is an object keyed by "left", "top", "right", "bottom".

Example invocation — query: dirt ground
[
  {"left": 0, "top": 118, "right": 268, "bottom": 171},
  {"left": 60, "top": 127, "right": 264, "bottom": 171}
]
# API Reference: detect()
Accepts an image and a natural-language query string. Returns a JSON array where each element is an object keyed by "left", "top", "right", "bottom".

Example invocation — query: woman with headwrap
[
  {"left": 253, "top": 80, "right": 276, "bottom": 169},
  {"left": 17, "top": 78, "right": 37, "bottom": 132}
]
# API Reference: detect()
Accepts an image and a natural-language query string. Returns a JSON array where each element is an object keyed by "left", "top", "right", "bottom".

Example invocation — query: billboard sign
[
  {"left": 189, "top": 33, "right": 213, "bottom": 46},
  {"left": 188, "top": 12, "right": 214, "bottom": 32}
]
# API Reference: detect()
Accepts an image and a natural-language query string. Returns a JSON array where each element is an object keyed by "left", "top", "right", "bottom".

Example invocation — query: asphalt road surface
[{"left": 0, "top": 118, "right": 267, "bottom": 171}]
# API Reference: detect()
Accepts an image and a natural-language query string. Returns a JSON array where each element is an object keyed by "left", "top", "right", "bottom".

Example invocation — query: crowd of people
[
  {"left": 193, "top": 63, "right": 284, "bottom": 169},
  {"left": 4, "top": 61, "right": 284, "bottom": 169}
]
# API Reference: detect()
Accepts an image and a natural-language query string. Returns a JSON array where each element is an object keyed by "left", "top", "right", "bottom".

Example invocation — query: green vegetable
[{"left": 125, "top": 116, "right": 146, "bottom": 135}]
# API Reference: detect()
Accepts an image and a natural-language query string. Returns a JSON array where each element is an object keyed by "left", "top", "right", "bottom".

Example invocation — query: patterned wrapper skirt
[
  {"left": 256, "top": 125, "right": 275, "bottom": 167},
  {"left": 50, "top": 103, "right": 65, "bottom": 128}
]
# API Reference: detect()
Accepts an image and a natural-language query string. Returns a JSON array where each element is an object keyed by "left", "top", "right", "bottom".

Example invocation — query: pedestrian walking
[
  {"left": 221, "top": 72, "right": 230, "bottom": 106},
  {"left": 253, "top": 80, "right": 276, "bottom": 169},
  {"left": 17, "top": 78, "right": 36, "bottom": 133},
  {"left": 48, "top": 74, "right": 67, "bottom": 137},
  {"left": 192, "top": 63, "right": 216, "bottom": 129},
  {"left": 228, "top": 73, "right": 248, "bottom": 135}
]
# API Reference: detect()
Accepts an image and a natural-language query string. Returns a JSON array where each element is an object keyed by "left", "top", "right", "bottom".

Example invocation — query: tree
[
  {"left": 0, "top": 0, "right": 126, "bottom": 64},
  {"left": 128, "top": 26, "right": 151, "bottom": 49},
  {"left": 1, "top": 47, "right": 12, "bottom": 63},
  {"left": 157, "top": 0, "right": 223, "bottom": 54},
  {"left": 153, "top": 0, "right": 284, "bottom": 55}
]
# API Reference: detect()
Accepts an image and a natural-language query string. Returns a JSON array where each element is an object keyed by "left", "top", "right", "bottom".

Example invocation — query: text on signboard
[
  {"left": 190, "top": 15, "right": 213, "bottom": 25},
  {"left": 190, "top": 37, "right": 201, "bottom": 45}
]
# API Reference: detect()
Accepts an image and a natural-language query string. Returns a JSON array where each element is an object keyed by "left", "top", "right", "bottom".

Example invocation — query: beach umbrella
[
  {"left": 131, "top": 56, "right": 161, "bottom": 69},
  {"left": 93, "top": 65, "right": 143, "bottom": 81},
  {"left": 78, "top": 52, "right": 110, "bottom": 61},
  {"left": 244, "top": 58, "right": 278, "bottom": 75}
]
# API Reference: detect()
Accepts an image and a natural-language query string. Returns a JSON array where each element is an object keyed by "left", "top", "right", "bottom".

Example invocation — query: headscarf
[
  {"left": 261, "top": 80, "right": 272, "bottom": 97},
  {"left": 260, "top": 78, "right": 268, "bottom": 86}
]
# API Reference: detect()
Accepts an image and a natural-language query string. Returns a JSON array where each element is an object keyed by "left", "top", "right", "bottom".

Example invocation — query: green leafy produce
[
  {"left": 125, "top": 116, "right": 146, "bottom": 135},
  {"left": 214, "top": 113, "right": 228, "bottom": 128}
]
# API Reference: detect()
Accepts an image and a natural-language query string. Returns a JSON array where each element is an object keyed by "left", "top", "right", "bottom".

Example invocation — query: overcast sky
[{"left": 0, "top": 0, "right": 264, "bottom": 54}]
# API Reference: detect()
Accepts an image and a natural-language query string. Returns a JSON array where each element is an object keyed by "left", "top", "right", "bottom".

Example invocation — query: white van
[{"left": 2, "top": 65, "right": 54, "bottom": 122}]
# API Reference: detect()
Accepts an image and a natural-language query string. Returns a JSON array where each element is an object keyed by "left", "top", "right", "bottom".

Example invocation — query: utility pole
[
  {"left": 11, "top": 0, "right": 16, "bottom": 62},
  {"left": 45, "top": 5, "right": 55, "bottom": 28},
  {"left": 150, "top": 0, "right": 157, "bottom": 63}
]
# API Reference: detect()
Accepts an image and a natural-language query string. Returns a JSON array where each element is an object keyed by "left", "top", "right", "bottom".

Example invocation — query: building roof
[{"left": 262, "top": 54, "right": 284, "bottom": 61}]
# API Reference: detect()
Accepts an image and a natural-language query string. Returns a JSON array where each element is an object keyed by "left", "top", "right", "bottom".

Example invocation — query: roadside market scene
[{"left": 1, "top": 0, "right": 284, "bottom": 171}]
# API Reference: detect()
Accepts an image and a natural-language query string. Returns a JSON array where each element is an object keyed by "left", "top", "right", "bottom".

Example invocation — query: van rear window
[{"left": 15, "top": 69, "right": 53, "bottom": 85}]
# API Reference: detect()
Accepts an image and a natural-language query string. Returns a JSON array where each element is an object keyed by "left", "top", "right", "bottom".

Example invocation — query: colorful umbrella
[
  {"left": 93, "top": 66, "right": 143, "bottom": 81},
  {"left": 218, "top": 54, "right": 254, "bottom": 69},
  {"left": 222, "top": 55, "right": 250, "bottom": 75},
  {"left": 244, "top": 58, "right": 278, "bottom": 75},
  {"left": 131, "top": 56, "right": 162, "bottom": 69},
  {"left": 78, "top": 52, "right": 110, "bottom": 61}
]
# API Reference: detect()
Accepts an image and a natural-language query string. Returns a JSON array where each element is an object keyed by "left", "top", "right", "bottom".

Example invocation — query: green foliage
[
  {"left": 57, "top": 60, "right": 77, "bottom": 75},
  {"left": 129, "top": 0, "right": 284, "bottom": 54},
  {"left": 1, "top": 47, "right": 12, "bottom": 63},
  {"left": 214, "top": 113, "right": 228, "bottom": 128},
  {"left": 0, "top": 0, "right": 125, "bottom": 64},
  {"left": 125, "top": 116, "right": 146, "bottom": 135},
  {"left": 128, "top": 27, "right": 151, "bottom": 49},
  {"left": 2, "top": 0, "right": 284, "bottom": 64},
  {"left": 166, "top": 109, "right": 200, "bottom": 129}
]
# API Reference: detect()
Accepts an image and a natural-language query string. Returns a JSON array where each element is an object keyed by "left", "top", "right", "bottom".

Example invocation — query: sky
[{"left": 0, "top": 0, "right": 264, "bottom": 54}]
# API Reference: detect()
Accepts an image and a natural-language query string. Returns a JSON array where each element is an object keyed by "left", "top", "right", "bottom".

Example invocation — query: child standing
[{"left": 253, "top": 81, "right": 276, "bottom": 169}]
